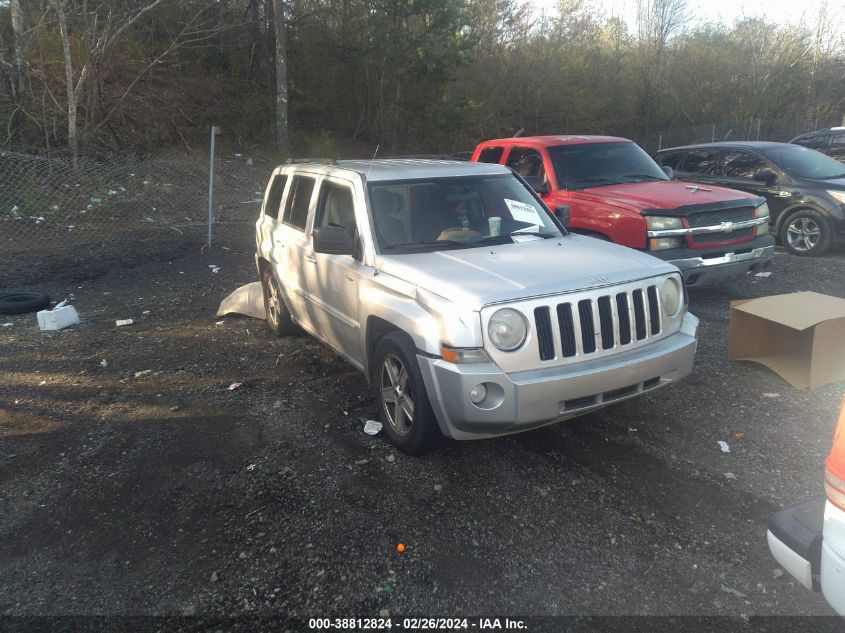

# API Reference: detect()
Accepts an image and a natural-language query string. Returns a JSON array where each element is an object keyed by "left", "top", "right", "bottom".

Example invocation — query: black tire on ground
[
  {"left": 779, "top": 208, "right": 833, "bottom": 257},
  {"left": 261, "top": 269, "right": 297, "bottom": 336},
  {"left": 372, "top": 331, "right": 442, "bottom": 455},
  {"left": 0, "top": 292, "right": 51, "bottom": 315}
]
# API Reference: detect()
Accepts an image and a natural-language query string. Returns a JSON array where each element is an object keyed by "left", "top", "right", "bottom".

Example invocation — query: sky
[{"left": 527, "top": 0, "right": 834, "bottom": 30}]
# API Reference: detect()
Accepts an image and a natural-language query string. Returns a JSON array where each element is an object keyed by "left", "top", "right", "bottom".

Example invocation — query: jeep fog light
[
  {"left": 661, "top": 277, "right": 682, "bottom": 316},
  {"left": 649, "top": 237, "right": 682, "bottom": 251},
  {"left": 469, "top": 384, "right": 487, "bottom": 404},
  {"left": 488, "top": 308, "right": 528, "bottom": 351}
]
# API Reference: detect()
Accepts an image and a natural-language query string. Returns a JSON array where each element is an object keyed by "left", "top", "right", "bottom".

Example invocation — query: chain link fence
[
  {"left": 637, "top": 119, "right": 835, "bottom": 154},
  {"left": 0, "top": 145, "right": 271, "bottom": 288}
]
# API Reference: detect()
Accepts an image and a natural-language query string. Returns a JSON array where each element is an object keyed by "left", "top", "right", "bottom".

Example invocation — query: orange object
[
  {"left": 396, "top": 543, "right": 405, "bottom": 553},
  {"left": 439, "top": 347, "right": 459, "bottom": 363}
]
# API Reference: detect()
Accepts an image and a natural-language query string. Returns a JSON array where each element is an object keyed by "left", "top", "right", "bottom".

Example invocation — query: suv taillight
[{"left": 824, "top": 395, "right": 845, "bottom": 511}]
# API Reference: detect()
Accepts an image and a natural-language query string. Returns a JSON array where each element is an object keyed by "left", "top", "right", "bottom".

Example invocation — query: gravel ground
[{"left": 1, "top": 240, "right": 844, "bottom": 623}]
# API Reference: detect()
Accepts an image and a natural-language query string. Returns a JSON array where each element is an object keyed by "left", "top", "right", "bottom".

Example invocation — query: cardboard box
[{"left": 728, "top": 291, "right": 845, "bottom": 390}]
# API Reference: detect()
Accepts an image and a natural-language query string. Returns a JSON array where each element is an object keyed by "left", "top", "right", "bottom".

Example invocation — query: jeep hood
[
  {"left": 576, "top": 179, "right": 759, "bottom": 212},
  {"left": 376, "top": 234, "right": 677, "bottom": 309}
]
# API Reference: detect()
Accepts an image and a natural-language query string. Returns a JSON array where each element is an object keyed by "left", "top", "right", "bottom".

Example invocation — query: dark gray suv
[{"left": 655, "top": 141, "right": 845, "bottom": 256}]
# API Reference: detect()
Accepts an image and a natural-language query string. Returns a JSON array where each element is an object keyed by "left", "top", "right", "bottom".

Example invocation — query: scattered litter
[
  {"left": 209, "top": 265, "right": 221, "bottom": 274},
  {"left": 169, "top": 405, "right": 180, "bottom": 412},
  {"left": 628, "top": 427, "right": 638, "bottom": 432},
  {"left": 142, "top": 310, "right": 150, "bottom": 315},
  {"left": 379, "top": 608, "right": 390, "bottom": 618},
  {"left": 718, "top": 440, "right": 731, "bottom": 453},
  {"left": 2, "top": 323, "right": 13, "bottom": 328},
  {"left": 216, "top": 282, "right": 265, "bottom": 320},
  {"left": 363, "top": 419, "right": 383, "bottom": 435},
  {"left": 116, "top": 319, "right": 134, "bottom": 327},
  {"left": 386, "top": 454, "right": 395, "bottom": 463},
  {"left": 100, "top": 359, "right": 108, "bottom": 368},
  {"left": 433, "top": 484, "right": 443, "bottom": 492},
  {"left": 395, "top": 543, "right": 405, "bottom": 553},
  {"left": 37, "top": 301, "right": 80, "bottom": 331},
  {"left": 720, "top": 585, "right": 747, "bottom": 599},
  {"left": 754, "top": 272, "right": 772, "bottom": 278},
  {"left": 228, "top": 382, "right": 243, "bottom": 391},
  {"left": 733, "top": 432, "right": 745, "bottom": 439},
  {"left": 762, "top": 392, "right": 780, "bottom": 398},
  {"left": 134, "top": 370, "right": 152, "bottom": 378},
  {"left": 210, "top": 571, "right": 219, "bottom": 583},
  {"left": 246, "top": 463, "right": 257, "bottom": 471},
  {"left": 215, "top": 320, "right": 225, "bottom": 325},
  {"left": 725, "top": 472, "right": 737, "bottom": 480},
  {"left": 355, "top": 459, "right": 370, "bottom": 465},
  {"left": 772, "top": 568, "right": 784, "bottom": 579},
  {"left": 245, "top": 506, "right": 266, "bottom": 518}
]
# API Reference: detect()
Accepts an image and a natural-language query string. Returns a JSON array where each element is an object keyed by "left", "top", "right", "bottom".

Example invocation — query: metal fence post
[
  {"left": 658, "top": 134, "right": 662, "bottom": 151},
  {"left": 207, "top": 126, "right": 219, "bottom": 248}
]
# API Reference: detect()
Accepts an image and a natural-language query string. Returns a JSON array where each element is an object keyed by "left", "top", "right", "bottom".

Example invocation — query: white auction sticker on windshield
[{"left": 504, "top": 199, "right": 543, "bottom": 225}]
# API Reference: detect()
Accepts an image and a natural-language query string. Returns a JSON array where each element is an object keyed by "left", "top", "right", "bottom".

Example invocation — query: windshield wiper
[
  {"left": 382, "top": 239, "right": 473, "bottom": 251},
  {"left": 623, "top": 173, "right": 665, "bottom": 181},
  {"left": 567, "top": 177, "right": 623, "bottom": 188}
]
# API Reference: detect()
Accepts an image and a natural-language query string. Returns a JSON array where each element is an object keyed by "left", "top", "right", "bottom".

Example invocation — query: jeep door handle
[{"left": 305, "top": 253, "right": 316, "bottom": 263}]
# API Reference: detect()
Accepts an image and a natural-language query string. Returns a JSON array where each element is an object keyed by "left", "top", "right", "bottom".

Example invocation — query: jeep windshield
[
  {"left": 549, "top": 141, "right": 669, "bottom": 190},
  {"left": 369, "top": 174, "right": 562, "bottom": 254}
]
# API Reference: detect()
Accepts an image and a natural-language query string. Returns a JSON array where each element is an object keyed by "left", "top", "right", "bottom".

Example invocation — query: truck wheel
[
  {"left": 780, "top": 209, "right": 832, "bottom": 256},
  {"left": 372, "top": 332, "right": 441, "bottom": 455},
  {"left": 261, "top": 269, "right": 296, "bottom": 336}
]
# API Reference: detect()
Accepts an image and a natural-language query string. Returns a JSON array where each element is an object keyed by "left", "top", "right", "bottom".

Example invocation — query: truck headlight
[
  {"left": 755, "top": 202, "right": 770, "bottom": 235},
  {"left": 645, "top": 216, "right": 682, "bottom": 231},
  {"left": 661, "top": 277, "right": 682, "bottom": 317},
  {"left": 487, "top": 308, "right": 528, "bottom": 351}
]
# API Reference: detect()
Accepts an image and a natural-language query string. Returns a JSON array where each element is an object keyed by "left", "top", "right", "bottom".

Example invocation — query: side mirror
[
  {"left": 313, "top": 225, "right": 354, "bottom": 255},
  {"left": 524, "top": 176, "right": 549, "bottom": 195},
  {"left": 753, "top": 168, "right": 778, "bottom": 185},
  {"left": 662, "top": 165, "right": 674, "bottom": 179},
  {"left": 554, "top": 205, "right": 570, "bottom": 228}
]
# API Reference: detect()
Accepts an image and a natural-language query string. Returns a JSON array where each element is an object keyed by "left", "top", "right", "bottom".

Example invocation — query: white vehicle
[
  {"left": 768, "top": 397, "right": 845, "bottom": 615},
  {"left": 255, "top": 158, "right": 698, "bottom": 453}
]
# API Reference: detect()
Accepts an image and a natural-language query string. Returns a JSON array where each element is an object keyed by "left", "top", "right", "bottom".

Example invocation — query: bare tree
[
  {"left": 273, "top": 0, "right": 290, "bottom": 155},
  {"left": 10, "top": 0, "right": 25, "bottom": 97}
]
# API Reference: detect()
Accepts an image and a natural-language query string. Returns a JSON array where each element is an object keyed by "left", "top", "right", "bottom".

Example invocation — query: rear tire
[
  {"left": 372, "top": 332, "right": 441, "bottom": 455},
  {"left": 261, "top": 269, "right": 296, "bottom": 337},
  {"left": 779, "top": 209, "right": 832, "bottom": 257}
]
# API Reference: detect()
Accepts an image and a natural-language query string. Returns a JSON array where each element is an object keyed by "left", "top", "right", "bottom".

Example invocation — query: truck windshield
[
  {"left": 368, "top": 174, "right": 562, "bottom": 253},
  {"left": 761, "top": 145, "right": 845, "bottom": 180},
  {"left": 549, "top": 142, "right": 669, "bottom": 190}
]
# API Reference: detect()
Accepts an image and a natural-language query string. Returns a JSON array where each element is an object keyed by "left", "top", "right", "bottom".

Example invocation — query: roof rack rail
[
  {"left": 382, "top": 153, "right": 468, "bottom": 161},
  {"left": 284, "top": 158, "right": 337, "bottom": 165}
]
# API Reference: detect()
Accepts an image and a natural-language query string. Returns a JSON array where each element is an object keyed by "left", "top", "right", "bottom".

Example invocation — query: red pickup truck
[{"left": 471, "top": 136, "right": 775, "bottom": 287}]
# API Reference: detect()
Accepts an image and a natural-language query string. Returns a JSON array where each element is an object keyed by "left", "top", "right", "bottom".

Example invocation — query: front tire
[
  {"left": 779, "top": 209, "right": 832, "bottom": 256},
  {"left": 372, "top": 332, "right": 441, "bottom": 455},
  {"left": 261, "top": 269, "right": 296, "bottom": 336}
]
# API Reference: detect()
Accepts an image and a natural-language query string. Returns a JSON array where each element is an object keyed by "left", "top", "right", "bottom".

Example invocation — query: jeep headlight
[
  {"left": 645, "top": 216, "right": 683, "bottom": 231},
  {"left": 487, "top": 308, "right": 528, "bottom": 351},
  {"left": 754, "top": 202, "right": 770, "bottom": 235},
  {"left": 661, "top": 277, "right": 682, "bottom": 317}
]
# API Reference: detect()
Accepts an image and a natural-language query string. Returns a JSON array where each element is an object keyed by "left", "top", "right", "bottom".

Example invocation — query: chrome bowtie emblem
[{"left": 719, "top": 221, "right": 734, "bottom": 233}]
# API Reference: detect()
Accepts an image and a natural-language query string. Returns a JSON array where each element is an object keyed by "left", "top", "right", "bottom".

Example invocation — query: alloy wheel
[
  {"left": 380, "top": 354, "right": 415, "bottom": 436},
  {"left": 786, "top": 217, "right": 821, "bottom": 252}
]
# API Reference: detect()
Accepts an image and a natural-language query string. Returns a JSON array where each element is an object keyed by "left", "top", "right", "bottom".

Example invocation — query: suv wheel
[
  {"left": 261, "top": 269, "right": 296, "bottom": 336},
  {"left": 780, "top": 209, "right": 832, "bottom": 256},
  {"left": 372, "top": 332, "right": 441, "bottom": 455}
]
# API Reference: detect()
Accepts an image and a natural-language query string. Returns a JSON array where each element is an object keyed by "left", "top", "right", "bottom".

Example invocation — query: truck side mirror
[
  {"left": 313, "top": 225, "right": 355, "bottom": 255},
  {"left": 554, "top": 205, "right": 570, "bottom": 228},
  {"left": 753, "top": 168, "right": 778, "bottom": 185},
  {"left": 524, "top": 176, "right": 549, "bottom": 195},
  {"left": 662, "top": 165, "right": 674, "bottom": 179}
]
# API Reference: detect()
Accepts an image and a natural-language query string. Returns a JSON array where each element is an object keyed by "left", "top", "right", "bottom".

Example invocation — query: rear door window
[
  {"left": 680, "top": 149, "right": 721, "bottom": 176},
  {"left": 263, "top": 174, "right": 288, "bottom": 219},
  {"left": 282, "top": 175, "right": 316, "bottom": 230},
  {"left": 794, "top": 134, "right": 830, "bottom": 151},
  {"left": 657, "top": 152, "right": 684, "bottom": 170},
  {"left": 477, "top": 146, "right": 505, "bottom": 164}
]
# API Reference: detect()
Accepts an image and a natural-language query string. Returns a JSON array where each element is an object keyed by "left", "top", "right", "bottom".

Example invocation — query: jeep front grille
[
  {"left": 533, "top": 284, "right": 661, "bottom": 361},
  {"left": 688, "top": 207, "right": 754, "bottom": 245}
]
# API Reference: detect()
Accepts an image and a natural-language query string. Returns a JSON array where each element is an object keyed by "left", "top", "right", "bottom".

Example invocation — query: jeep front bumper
[{"left": 417, "top": 312, "right": 698, "bottom": 440}]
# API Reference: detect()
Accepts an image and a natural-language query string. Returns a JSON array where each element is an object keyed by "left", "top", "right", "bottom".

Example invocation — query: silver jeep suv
[{"left": 256, "top": 159, "right": 699, "bottom": 453}]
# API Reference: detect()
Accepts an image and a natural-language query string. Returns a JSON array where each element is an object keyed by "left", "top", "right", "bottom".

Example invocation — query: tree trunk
[
  {"left": 52, "top": 0, "right": 79, "bottom": 167},
  {"left": 273, "top": 0, "right": 289, "bottom": 155},
  {"left": 10, "top": 0, "right": 25, "bottom": 98}
]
